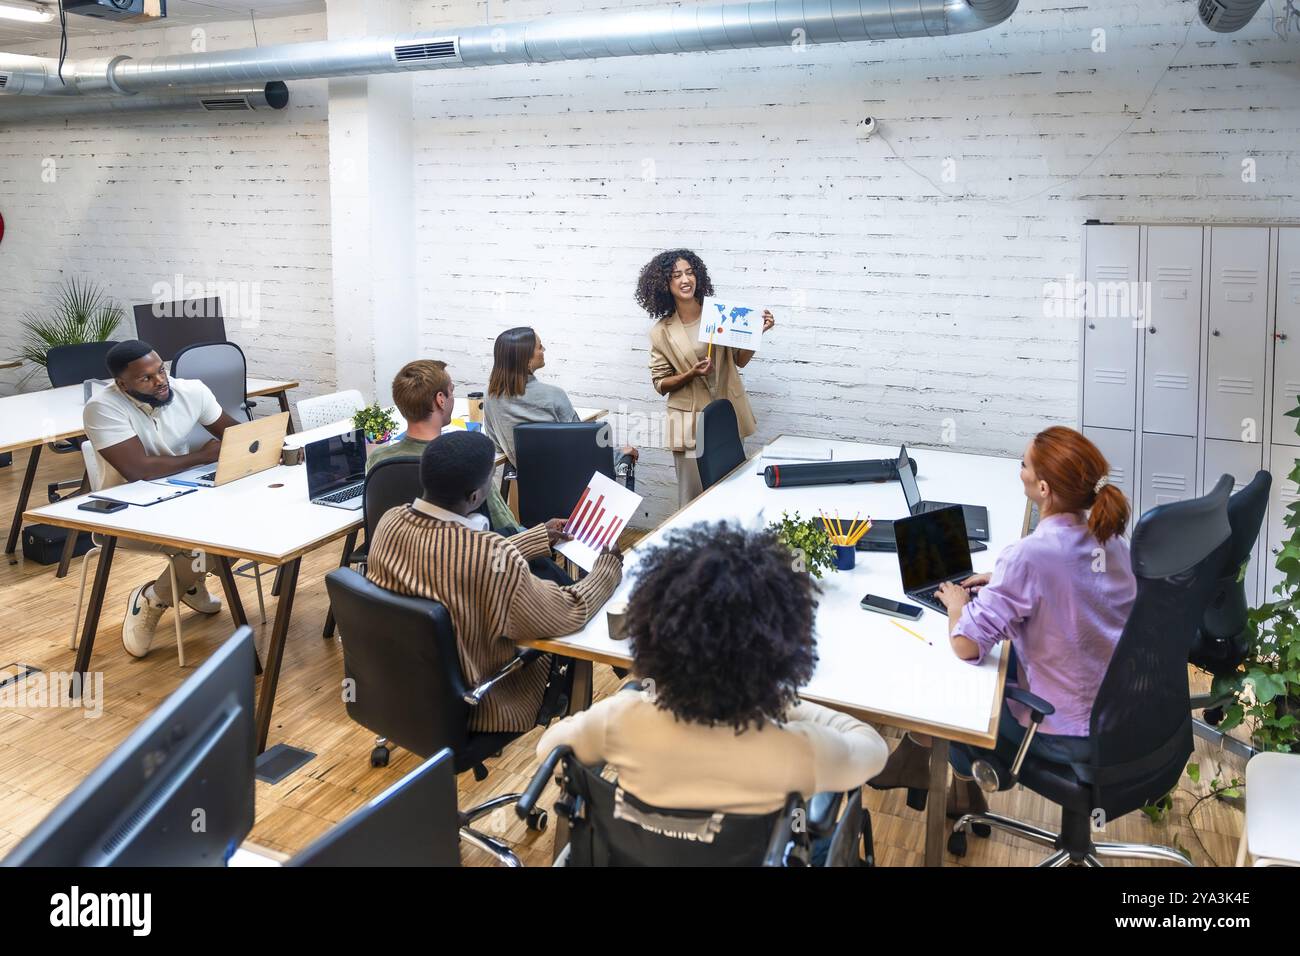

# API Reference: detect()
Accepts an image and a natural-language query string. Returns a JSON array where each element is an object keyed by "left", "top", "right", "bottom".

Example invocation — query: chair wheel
[
  {"left": 526, "top": 809, "right": 548, "bottom": 832},
  {"left": 948, "top": 830, "right": 968, "bottom": 858},
  {"left": 1203, "top": 705, "right": 1224, "bottom": 727},
  {"left": 370, "top": 746, "right": 390, "bottom": 768},
  {"left": 971, "top": 822, "right": 991, "bottom": 838},
  {"left": 472, "top": 764, "right": 489, "bottom": 782}
]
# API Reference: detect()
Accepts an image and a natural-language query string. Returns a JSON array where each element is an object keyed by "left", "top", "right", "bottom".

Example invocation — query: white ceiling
[{"left": 0, "top": 1, "right": 322, "bottom": 47}]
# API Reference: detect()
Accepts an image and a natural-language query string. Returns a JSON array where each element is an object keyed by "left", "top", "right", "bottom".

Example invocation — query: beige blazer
[{"left": 648, "top": 314, "right": 757, "bottom": 453}]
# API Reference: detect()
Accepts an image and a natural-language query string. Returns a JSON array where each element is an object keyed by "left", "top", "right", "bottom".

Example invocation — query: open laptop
[
  {"left": 306, "top": 428, "right": 366, "bottom": 510},
  {"left": 166, "top": 412, "right": 289, "bottom": 488},
  {"left": 894, "top": 505, "right": 975, "bottom": 613},
  {"left": 896, "top": 444, "right": 990, "bottom": 541}
]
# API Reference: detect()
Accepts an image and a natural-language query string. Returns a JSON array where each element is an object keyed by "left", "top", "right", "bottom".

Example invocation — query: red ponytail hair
[{"left": 1029, "top": 426, "right": 1130, "bottom": 543}]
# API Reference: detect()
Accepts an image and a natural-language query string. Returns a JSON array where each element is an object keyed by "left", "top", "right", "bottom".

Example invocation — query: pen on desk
[{"left": 890, "top": 619, "right": 932, "bottom": 646}]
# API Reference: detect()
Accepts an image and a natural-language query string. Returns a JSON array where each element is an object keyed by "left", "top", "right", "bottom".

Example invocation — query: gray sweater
[{"left": 483, "top": 374, "right": 580, "bottom": 466}]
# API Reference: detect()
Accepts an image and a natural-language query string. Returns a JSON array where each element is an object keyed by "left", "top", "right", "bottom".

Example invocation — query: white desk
[
  {"left": 2, "top": 378, "right": 298, "bottom": 563},
  {"left": 527, "top": 434, "right": 1019, "bottom": 866},
  {"left": 25, "top": 461, "right": 357, "bottom": 754}
]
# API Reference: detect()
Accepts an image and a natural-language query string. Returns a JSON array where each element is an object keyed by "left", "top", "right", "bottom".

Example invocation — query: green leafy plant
[
  {"left": 353, "top": 403, "right": 399, "bottom": 443},
  {"left": 1210, "top": 399, "right": 1300, "bottom": 753},
  {"left": 766, "top": 510, "right": 837, "bottom": 579},
  {"left": 15, "top": 278, "right": 124, "bottom": 376}
]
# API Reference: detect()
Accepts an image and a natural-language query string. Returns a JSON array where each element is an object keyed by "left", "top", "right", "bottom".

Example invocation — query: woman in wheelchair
[
  {"left": 869, "top": 426, "right": 1136, "bottom": 822},
  {"left": 536, "top": 521, "right": 888, "bottom": 815}
]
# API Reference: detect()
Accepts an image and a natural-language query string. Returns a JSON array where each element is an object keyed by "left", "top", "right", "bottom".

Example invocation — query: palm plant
[{"left": 15, "top": 278, "right": 124, "bottom": 373}]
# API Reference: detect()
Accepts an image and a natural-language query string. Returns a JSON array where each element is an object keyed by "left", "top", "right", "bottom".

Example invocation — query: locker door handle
[
  {"left": 1147, "top": 327, "right": 1157, "bottom": 334},
  {"left": 1277, "top": 333, "right": 1289, "bottom": 343},
  {"left": 1212, "top": 329, "right": 1221, "bottom": 337},
  {"left": 1088, "top": 323, "right": 1096, "bottom": 330}
]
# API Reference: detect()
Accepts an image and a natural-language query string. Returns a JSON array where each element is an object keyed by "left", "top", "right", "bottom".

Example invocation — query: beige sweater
[{"left": 536, "top": 690, "right": 888, "bottom": 814}]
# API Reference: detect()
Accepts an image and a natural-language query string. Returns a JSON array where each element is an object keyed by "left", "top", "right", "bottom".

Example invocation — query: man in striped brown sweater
[{"left": 367, "top": 430, "right": 624, "bottom": 733}]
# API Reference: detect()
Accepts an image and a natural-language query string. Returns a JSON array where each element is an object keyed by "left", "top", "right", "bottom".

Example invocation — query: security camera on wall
[
  {"left": 63, "top": 0, "right": 167, "bottom": 21},
  {"left": 859, "top": 117, "right": 879, "bottom": 140}
]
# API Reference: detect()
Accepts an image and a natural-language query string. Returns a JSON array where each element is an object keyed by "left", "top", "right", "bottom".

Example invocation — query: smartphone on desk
[
  {"left": 78, "top": 498, "right": 127, "bottom": 514},
  {"left": 860, "top": 594, "right": 923, "bottom": 622}
]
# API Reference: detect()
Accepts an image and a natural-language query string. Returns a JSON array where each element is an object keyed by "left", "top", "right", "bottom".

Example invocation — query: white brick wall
[
  {"left": 407, "top": 0, "right": 1300, "bottom": 522},
  {"left": 0, "top": 14, "right": 334, "bottom": 402},
  {"left": 2, "top": 1, "right": 1298, "bottom": 526}
]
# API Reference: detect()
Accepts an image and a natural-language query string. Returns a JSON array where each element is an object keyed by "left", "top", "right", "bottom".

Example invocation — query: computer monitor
[
  {"left": 306, "top": 429, "right": 367, "bottom": 498},
  {"left": 896, "top": 443, "right": 922, "bottom": 511},
  {"left": 133, "top": 297, "right": 226, "bottom": 362},
  {"left": 288, "top": 748, "right": 460, "bottom": 867},
  {"left": 2, "top": 628, "right": 257, "bottom": 867},
  {"left": 894, "top": 505, "right": 973, "bottom": 594}
]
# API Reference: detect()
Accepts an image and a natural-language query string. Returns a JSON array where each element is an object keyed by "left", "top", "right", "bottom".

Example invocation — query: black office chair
[
  {"left": 514, "top": 422, "right": 635, "bottom": 530},
  {"left": 1189, "top": 470, "right": 1270, "bottom": 724},
  {"left": 949, "top": 474, "right": 1234, "bottom": 866},
  {"left": 44, "top": 341, "right": 120, "bottom": 503},
  {"left": 519, "top": 744, "right": 874, "bottom": 867},
  {"left": 325, "top": 567, "right": 562, "bottom": 866},
  {"left": 322, "top": 458, "right": 424, "bottom": 639},
  {"left": 695, "top": 398, "right": 748, "bottom": 492}
]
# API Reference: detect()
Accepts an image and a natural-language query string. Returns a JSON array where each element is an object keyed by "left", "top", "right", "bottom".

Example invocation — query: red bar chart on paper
[{"left": 556, "top": 471, "right": 643, "bottom": 572}]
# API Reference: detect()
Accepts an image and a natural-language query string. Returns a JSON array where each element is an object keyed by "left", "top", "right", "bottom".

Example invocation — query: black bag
[{"left": 20, "top": 524, "right": 93, "bottom": 565}]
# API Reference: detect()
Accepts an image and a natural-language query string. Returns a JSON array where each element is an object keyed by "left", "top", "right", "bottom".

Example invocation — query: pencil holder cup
[{"left": 833, "top": 544, "right": 856, "bottom": 571}]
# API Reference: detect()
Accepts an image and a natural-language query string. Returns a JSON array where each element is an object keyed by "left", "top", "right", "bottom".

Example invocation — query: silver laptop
[{"left": 307, "top": 429, "right": 366, "bottom": 510}]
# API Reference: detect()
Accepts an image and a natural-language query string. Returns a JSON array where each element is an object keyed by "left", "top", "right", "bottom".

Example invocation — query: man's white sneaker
[
  {"left": 122, "top": 583, "right": 167, "bottom": 658},
  {"left": 180, "top": 580, "right": 222, "bottom": 615}
]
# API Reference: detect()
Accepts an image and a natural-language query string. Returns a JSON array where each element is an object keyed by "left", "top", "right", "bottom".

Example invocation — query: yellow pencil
[
  {"left": 890, "top": 618, "right": 932, "bottom": 645},
  {"left": 707, "top": 327, "right": 716, "bottom": 361}
]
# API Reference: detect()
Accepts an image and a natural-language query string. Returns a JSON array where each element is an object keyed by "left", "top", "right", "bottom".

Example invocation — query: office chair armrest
[
  {"left": 517, "top": 745, "right": 572, "bottom": 818},
  {"left": 1001, "top": 686, "right": 1056, "bottom": 781},
  {"left": 462, "top": 648, "right": 544, "bottom": 706},
  {"left": 805, "top": 791, "right": 844, "bottom": 838}
]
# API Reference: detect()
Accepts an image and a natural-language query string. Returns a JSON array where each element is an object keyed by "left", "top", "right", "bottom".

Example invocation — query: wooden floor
[{"left": 0, "top": 445, "right": 1249, "bottom": 867}]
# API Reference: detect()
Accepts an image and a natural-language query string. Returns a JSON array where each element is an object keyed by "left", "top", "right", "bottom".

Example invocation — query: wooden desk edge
[
  {"left": 22, "top": 508, "right": 360, "bottom": 566},
  {"left": 247, "top": 380, "right": 299, "bottom": 397}
]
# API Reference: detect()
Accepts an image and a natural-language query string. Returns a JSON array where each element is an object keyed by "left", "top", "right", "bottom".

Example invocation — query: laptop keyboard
[
  {"left": 317, "top": 484, "right": 363, "bottom": 505},
  {"left": 907, "top": 590, "right": 947, "bottom": 613},
  {"left": 198, "top": 471, "right": 216, "bottom": 483}
]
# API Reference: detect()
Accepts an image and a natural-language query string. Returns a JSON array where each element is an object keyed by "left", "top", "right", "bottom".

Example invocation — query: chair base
[
  {"left": 952, "top": 810, "right": 1193, "bottom": 867},
  {"left": 459, "top": 793, "right": 526, "bottom": 867}
]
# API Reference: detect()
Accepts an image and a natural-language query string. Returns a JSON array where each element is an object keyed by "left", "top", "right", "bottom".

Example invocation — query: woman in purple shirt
[{"left": 870, "top": 426, "right": 1135, "bottom": 820}]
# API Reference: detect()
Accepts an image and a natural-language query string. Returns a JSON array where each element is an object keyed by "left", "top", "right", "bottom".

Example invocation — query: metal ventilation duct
[
  {"left": 0, "top": 81, "right": 289, "bottom": 122},
  {"left": 0, "top": 0, "right": 1018, "bottom": 98},
  {"left": 1197, "top": 0, "right": 1268, "bottom": 33}
]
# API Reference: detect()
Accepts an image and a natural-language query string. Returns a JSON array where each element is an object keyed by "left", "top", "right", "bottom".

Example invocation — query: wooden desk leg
[
  {"left": 71, "top": 534, "right": 116, "bottom": 699},
  {"left": 270, "top": 565, "right": 283, "bottom": 597},
  {"left": 276, "top": 391, "right": 295, "bottom": 434},
  {"left": 254, "top": 557, "right": 300, "bottom": 754},
  {"left": 213, "top": 556, "right": 260, "bottom": 675},
  {"left": 568, "top": 659, "right": 594, "bottom": 715},
  {"left": 54, "top": 471, "right": 89, "bottom": 579},
  {"left": 925, "top": 738, "right": 950, "bottom": 867},
  {"left": 321, "top": 530, "right": 356, "bottom": 639},
  {"left": 5, "top": 445, "right": 40, "bottom": 560}
]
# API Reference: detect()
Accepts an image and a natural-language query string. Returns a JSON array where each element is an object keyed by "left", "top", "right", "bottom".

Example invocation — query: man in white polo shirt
[{"left": 83, "top": 340, "right": 242, "bottom": 658}]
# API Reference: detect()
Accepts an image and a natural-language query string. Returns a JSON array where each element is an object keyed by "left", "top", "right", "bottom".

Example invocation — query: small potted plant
[
  {"left": 353, "top": 403, "right": 399, "bottom": 449},
  {"left": 767, "top": 510, "right": 837, "bottom": 579}
]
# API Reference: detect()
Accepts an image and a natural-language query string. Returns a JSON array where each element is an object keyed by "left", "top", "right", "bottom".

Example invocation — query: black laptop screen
[
  {"left": 306, "top": 430, "right": 366, "bottom": 498},
  {"left": 894, "top": 505, "right": 973, "bottom": 593},
  {"left": 896, "top": 443, "right": 922, "bottom": 512}
]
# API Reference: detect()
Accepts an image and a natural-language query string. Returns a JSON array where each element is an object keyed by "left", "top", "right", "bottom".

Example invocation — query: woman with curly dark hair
[
  {"left": 637, "top": 249, "right": 776, "bottom": 506},
  {"left": 536, "top": 522, "right": 886, "bottom": 813}
]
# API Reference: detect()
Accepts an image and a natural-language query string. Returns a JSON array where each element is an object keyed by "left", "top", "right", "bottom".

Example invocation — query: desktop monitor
[
  {"left": 2, "top": 628, "right": 257, "bottom": 867},
  {"left": 132, "top": 297, "right": 226, "bottom": 362},
  {"left": 289, "top": 748, "right": 460, "bottom": 867}
]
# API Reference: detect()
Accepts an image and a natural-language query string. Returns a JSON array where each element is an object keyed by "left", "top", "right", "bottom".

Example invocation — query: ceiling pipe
[
  {"left": 0, "top": 0, "right": 1018, "bottom": 98},
  {"left": 1197, "top": 0, "right": 1268, "bottom": 33},
  {"left": 0, "top": 81, "right": 289, "bottom": 123}
]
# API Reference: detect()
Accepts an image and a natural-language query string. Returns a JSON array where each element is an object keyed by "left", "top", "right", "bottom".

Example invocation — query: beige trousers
[
  {"left": 673, "top": 451, "right": 704, "bottom": 509},
  {"left": 93, "top": 534, "right": 208, "bottom": 606}
]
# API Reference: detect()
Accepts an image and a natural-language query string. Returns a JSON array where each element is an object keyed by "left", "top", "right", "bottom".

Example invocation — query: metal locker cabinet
[
  {"left": 1082, "top": 225, "right": 1140, "bottom": 430},
  {"left": 1205, "top": 227, "right": 1271, "bottom": 442},
  {"left": 1272, "top": 228, "right": 1300, "bottom": 446},
  {"left": 1264, "top": 461, "right": 1300, "bottom": 601},
  {"left": 1142, "top": 226, "right": 1203, "bottom": 437},
  {"left": 1139, "top": 433, "right": 1196, "bottom": 517},
  {"left": 1083, "top": 426, "right": 1135, "bottom": 504},
  {"left": 1203, "top": 438, "right": 1264, "bottom": 605}
]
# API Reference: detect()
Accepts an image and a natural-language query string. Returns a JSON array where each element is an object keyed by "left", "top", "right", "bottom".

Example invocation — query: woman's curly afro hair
[
  {"left": 634, "top": 249, "right": 714, "bottom": 320},
  {"left": 623, "top": 521, "right": 819, "bottom": 732}
]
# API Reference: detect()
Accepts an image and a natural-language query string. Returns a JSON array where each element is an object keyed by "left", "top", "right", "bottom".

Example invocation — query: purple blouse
[{"left": 955, "top": 512, "right": 1136, "bottom": 737}]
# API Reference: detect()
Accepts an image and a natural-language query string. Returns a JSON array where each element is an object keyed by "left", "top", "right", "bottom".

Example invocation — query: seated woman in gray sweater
[
  {"left": 483, "top": 326, "right": 638, "bottom": 468},
  {"left": 537, "top": 522, "right": 887, "bottom": 814}
]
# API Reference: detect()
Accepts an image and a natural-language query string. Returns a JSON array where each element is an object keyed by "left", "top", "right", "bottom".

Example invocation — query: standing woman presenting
[{"left": 637, "top": 249, "right": 775, "bottom": 506}]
